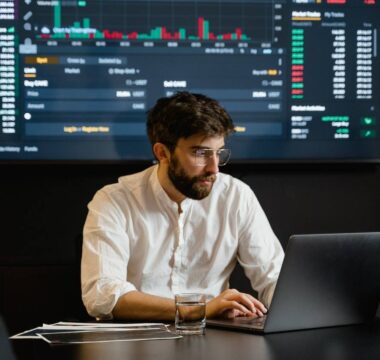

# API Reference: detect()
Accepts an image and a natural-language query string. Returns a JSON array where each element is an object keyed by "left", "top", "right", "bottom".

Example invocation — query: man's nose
[{"left": 204, "top": 153, "right": 219, "bottom": 174}]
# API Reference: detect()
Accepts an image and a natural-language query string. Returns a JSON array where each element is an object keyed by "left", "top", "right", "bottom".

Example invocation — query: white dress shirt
[{"left": 81, "top": 165, "right": 284, "bottom": 318}]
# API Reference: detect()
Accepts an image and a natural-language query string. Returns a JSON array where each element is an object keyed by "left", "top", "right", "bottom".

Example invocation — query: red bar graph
[
  {"left": 327, "top": 0, "right": 346, "bottom": 3},
  {"left": 198, "top": 17, "right": 204, "bottom": 40}
]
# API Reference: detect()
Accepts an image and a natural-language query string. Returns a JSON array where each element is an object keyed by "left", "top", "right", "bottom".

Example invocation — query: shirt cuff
[{"left": 84, "top": 280, "right": 137, "bottom": 319}]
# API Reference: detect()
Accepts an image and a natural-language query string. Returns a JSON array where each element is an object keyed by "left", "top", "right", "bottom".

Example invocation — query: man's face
[{"left": 167, "top": 135, "right": 224, "bottom": 200}]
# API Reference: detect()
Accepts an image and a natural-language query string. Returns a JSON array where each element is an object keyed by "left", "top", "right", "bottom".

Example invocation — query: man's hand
[{"left": 206, "top": 289, "right": 267, "bottom": 319}]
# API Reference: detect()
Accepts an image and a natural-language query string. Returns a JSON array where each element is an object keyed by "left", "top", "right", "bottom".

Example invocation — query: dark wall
[{"left": 1, "top": 163, "right": 380, "bottom": 334}]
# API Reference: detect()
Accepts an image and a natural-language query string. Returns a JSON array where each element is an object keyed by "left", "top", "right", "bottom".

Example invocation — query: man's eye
[{"left": 196, "top": 150, "right": 208, "bottom": 157}]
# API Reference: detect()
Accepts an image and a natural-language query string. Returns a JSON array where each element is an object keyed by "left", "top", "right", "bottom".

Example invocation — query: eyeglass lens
[{"left": 195, "top": 149, "right": 230, "bottom": 166}]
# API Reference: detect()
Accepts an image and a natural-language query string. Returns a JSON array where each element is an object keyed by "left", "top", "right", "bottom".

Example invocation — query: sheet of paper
[
  {"left": 10, "top": 327, "right": 45, "bottom": 339},
  {"left": 10, "top": 322, "right": 172, "bottom": 339},
  {"left": 50, "top": 321, "right": 168, "bottom": 328},
  {"left": 36, "top": 328, "right": 182, "bottom": 344}
]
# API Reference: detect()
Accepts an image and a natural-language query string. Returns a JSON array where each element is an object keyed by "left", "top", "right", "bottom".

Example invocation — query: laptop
[{"left": 207, "top": 232, "right": 380, "bottom": 333}]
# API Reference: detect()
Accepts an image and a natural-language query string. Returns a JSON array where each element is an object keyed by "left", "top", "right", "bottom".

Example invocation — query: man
[{"left": 81, "top": 92, "right": 284, "bottom": 321}]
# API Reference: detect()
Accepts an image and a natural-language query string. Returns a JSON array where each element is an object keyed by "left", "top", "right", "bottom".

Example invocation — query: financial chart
[{"left": 0, "top": 0, "right": 379, "bottom": 161}]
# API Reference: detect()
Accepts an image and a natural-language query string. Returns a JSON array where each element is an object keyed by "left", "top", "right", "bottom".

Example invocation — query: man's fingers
[
  {"left": 231, "top": 292, "right": 264, "bottom": 315},
  {"left": 223, "top": 309, "right": 247, "bottom": 319},
  {"left": 238, "top": 293, "right": 257, "bottom": 314},
  {"left": 246, "top": 293, "right": 267, "bottom": 314},
  {"left": 229, "top": 300, "right": 255, "bottom": 315},
  {"left": 208, "top": 289, "right": 268, "bottom": 319},
  {"left": 229, "top": 292, "right": 267, "bottom": 317},
  {"left": 226, "top": 292, "right": 256, "bottom": 313}
]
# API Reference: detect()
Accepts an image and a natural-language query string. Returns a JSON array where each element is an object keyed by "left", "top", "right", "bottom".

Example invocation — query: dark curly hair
[{"left": 147, "top": 92, "right": 235, "bottom": 152}]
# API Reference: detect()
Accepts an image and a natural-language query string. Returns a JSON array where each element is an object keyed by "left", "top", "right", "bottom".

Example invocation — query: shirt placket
[{"left": 171, "top": 211, "right": 185, "bottom": 294}]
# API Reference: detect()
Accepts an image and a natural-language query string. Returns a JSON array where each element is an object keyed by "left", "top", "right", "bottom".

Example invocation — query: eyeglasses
[{"left": 191, "top": 148, "right": 231, "bottom": 166}]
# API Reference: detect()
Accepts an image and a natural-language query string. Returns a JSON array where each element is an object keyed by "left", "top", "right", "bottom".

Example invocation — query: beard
[{"left": 168, "top": 155, "right": 216, "bottom": 200}]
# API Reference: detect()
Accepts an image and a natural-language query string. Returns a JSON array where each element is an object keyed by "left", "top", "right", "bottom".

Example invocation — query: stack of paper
[{"left": 10, "top": 321, "right": 182, "bottom": 344}]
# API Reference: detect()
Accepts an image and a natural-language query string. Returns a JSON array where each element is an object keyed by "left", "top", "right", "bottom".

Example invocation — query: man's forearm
[
  {"left": 112, "top": 288, "right": 266, "bottom": 321},
  {"left": 112, "top": 290, "right": 176, "bottom": 321}
]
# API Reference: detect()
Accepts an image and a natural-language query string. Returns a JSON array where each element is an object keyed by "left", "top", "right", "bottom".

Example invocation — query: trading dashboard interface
[{"left": 0, "top": 0, "right": 379, "bottom": 161}]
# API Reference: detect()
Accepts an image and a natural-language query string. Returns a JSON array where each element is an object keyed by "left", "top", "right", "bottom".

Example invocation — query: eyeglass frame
[
  {"left": 188, "top": 147, "right": 231, "bottom": 166},
  {"left": 161, "top": 141, "right": 232, "bottom": 167}
]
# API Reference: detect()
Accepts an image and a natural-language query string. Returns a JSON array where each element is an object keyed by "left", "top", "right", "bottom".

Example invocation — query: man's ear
[{"left": 153, "top": 143, "right": 171, "bottom": 164}]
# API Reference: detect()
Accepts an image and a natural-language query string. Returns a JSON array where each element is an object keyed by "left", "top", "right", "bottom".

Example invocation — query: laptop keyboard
[{"left": 233, "top": 315, "right": 267, "bottom": 328}]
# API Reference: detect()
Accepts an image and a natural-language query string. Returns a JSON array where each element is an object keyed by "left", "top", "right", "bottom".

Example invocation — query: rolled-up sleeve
[
  {"left": 237, "top": 188, "right": 284, "bottom": 308},
  {"left": 81, "top": 189, "right": 136, "bottom": 319}
]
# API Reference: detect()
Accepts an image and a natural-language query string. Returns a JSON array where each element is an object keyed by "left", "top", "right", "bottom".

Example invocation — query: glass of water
[{"left": 175, "top": 293, "right": 206, "bottom": 335}]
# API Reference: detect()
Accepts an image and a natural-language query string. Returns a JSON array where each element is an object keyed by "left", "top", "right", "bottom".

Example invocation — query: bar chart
[{"left": 35, "top": 0, "right": 276, "bottom": 43}]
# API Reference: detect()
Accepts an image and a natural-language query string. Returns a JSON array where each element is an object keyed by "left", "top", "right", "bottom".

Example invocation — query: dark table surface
[{"left": 11, "top": 319, "right": 380, "bottom": 360}]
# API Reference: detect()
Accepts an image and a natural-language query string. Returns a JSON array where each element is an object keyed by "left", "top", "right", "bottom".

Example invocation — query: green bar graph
[
  {"left": 45, "top": 3, "right": 252, "bottom": 42},
  {"left": 83, "top": 18, "right": 90, "bottom": 28},
  {"left": 150, "top": 28, "right": 160, "bottom": 40},
  {"left": 179, "top": 28, "right": 186, "bottom": 40},
  {"left": 54, "top": 1, "right": 61, "bottom": 28},
  {"left": 203, "top": 20, "right": 209, "bottom": 40}
]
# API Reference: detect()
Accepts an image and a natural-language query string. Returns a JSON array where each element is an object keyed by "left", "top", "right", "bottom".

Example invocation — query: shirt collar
[{"left": 150, "top": 165, "right": 193, "bottom": 214}]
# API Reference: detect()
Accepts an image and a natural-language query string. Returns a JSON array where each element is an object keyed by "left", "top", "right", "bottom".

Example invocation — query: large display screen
[{"left": 0, "top": 0, "right": 379, "bottom": 162}]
